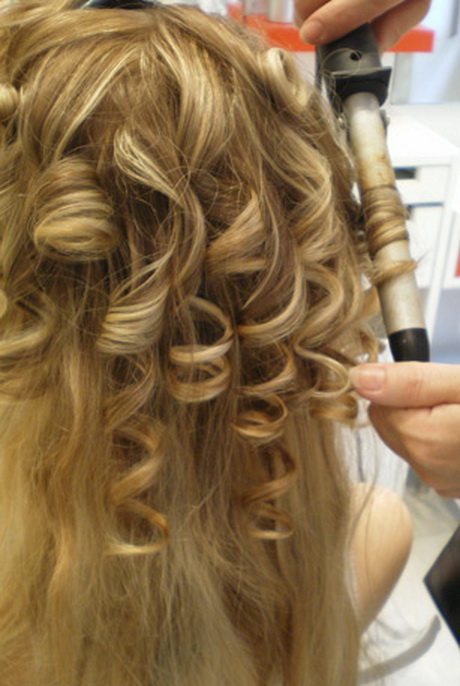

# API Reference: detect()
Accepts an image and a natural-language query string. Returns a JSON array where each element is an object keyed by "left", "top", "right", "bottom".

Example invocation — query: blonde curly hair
[{"left": 0, "top": 2, "right": 377, "bottom": 685}]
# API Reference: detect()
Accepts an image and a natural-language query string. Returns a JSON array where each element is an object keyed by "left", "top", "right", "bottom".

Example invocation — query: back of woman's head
[{"left": 0, "top": 2, "right": 376, "bottom": 685}]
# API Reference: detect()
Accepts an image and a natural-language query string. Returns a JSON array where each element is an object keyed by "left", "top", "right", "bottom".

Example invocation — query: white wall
[{"left": 399, "top": 0, "right": 460, "bottom": 103}]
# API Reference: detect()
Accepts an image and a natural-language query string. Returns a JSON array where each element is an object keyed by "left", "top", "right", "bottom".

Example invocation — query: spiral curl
[
  {"left": 362, "top": 185, "right": 416, "bottom": 287},
  {"left": 107, "top": 414, "right": 169, "bottom": 556},
  {"left": 31, "top": 157, "right": 120, "bottom": 262},
  {"left": 167, "top": 297, "right": 234, "bottom": 404}
]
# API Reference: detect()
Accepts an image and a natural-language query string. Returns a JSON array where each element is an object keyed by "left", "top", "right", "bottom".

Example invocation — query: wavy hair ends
[{"left": 0, "top": 2, "right": 377, "bottom": 686}]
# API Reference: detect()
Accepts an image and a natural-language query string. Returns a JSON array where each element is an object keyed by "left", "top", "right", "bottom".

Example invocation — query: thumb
[
  {"left": 349, "top": 362, "right": 460, "bottom": 408},
  {"left": 372, "top": 0, "right": 432, "bottom": 52}
]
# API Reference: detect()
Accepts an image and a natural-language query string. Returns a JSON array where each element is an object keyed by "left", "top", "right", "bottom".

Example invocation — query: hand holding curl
[{"left": 350, "top": 363, "right": 460, "bottom": 499}]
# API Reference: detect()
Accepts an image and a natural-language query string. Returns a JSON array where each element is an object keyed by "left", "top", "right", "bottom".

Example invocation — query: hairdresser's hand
[
  {"left": 349, "top": 363, "right": 460, "bottom": 498},
  {"left": 295, "top": 0, "right": 432, "bottom": 52}
]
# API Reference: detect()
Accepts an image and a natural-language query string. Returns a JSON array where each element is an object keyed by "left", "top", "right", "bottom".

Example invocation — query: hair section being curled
[{"left": 0, "top": 2, "right": 378, "bottom": 686}]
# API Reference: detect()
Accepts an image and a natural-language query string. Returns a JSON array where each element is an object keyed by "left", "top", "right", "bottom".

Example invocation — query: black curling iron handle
[
  {"left": 316, "top": 23, "right": 392, "bottom": 110},
  {"left": 388, "top": 329, "right": 430, "bottom": 363}
]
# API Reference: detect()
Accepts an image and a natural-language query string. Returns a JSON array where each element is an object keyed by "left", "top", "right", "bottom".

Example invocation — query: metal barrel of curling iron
[{"left": 316, "top": 25, "right": 430, "bottom": 363}]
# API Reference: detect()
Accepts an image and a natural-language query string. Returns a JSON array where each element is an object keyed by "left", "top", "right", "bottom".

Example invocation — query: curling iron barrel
[{"left": 317, "top": 25, "right": 430, "bottom": 363}]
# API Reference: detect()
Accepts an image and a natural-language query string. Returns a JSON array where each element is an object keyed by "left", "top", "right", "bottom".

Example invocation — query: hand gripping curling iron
[{"left": 317, "top": 25, "right": 430, "bottom": 363}]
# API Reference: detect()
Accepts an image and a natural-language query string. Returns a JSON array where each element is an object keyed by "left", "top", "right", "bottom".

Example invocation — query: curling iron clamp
[{"left": 317, "top": 25, "right": 430, "bottom": 363}]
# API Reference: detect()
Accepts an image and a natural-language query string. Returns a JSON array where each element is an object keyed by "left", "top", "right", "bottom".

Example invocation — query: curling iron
[
  {"left": 317, "top": 25, "right": 430, "bottom": 363},
  {"left": 317, "top": 25, "right": 460, "bottom": 649}
]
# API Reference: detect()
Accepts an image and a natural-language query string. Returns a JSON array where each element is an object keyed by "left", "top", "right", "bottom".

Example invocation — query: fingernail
[
  {"left": 349, "top": 366, "right": 385, "bottom": 392},
  {"left": 300, "top": 20, "right": 325, "bottom": 44}
]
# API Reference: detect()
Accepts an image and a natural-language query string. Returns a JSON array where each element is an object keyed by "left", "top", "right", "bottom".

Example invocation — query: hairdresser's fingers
[
  {"left": 296, "top": 0, "right": 404, "bottom": 43},
  {"left": 296, "top": 0, "right": 431, "bottom": 50},
  {"left": 349, "top": 363, "right": 460, "bottom": 408},
  {"left": 372, "top": 0, "right": 432, "bottom": 51},
  {"left": 293, "top": 0, "right": 326, "bottom": 28},
  {"left": 368, "top": 402, "right": 460, "bottom": 497}
]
